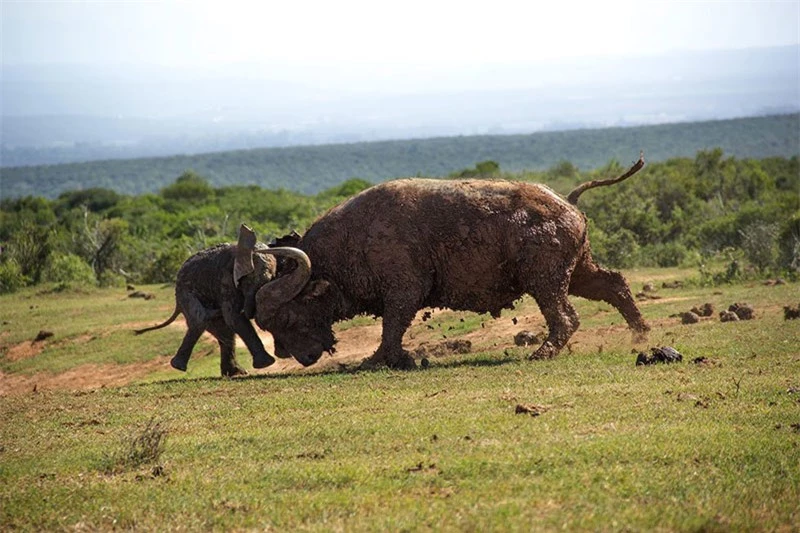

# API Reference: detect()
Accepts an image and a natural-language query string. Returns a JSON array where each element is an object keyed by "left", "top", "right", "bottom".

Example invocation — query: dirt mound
[
  {"left": 412, "top": 339, "right": 472, "bottom": 359},
  {"left": 690, "top": 303, "right": 715, "bottom": 317},
  {"left": 728, "top": 302, "right": 754, "bottom": 320},
  {"left": 784, "top": 304, "right": 800, "bottom": 320},
  {"left": 4, "top": 341, "right": 46, "bottom": 362},
  {"left": 513, "top": 330, "right": 543, "bottom": 347}
]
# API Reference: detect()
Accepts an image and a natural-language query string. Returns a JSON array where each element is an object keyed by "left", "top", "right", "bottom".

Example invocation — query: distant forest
[
  {"left": 2, "top": 114, "right": 798, "bottom": 200},
  {"left": 1, "top": 148, "right": 798, "bottom": 295}
]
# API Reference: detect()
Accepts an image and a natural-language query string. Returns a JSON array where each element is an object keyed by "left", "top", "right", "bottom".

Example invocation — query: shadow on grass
[{"left": 132, "top": 352, "right": 523, "bottom": 390}]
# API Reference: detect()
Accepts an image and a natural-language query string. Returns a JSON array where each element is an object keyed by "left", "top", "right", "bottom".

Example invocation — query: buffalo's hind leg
[
  {"left": 528, "top": 286, "right": 580, "bottom": 360},
  {"left": 524, "top": 267, "right": 580, "bottom": 360},
  {"left": 206, "top": 317, "right": 248, "bottom": 377},
  {"left": 569, "top": 255, "right": 649, "bottom": 340}
]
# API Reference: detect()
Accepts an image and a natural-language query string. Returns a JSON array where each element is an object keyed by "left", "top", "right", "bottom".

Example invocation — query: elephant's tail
[{"left": 134, "top": 306, "right": 182, "bottom": 335}]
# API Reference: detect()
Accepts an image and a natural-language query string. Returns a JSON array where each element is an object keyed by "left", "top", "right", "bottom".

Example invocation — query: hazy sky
[{"left": 2, "top": 0, "right": 799, "bottom": 68}]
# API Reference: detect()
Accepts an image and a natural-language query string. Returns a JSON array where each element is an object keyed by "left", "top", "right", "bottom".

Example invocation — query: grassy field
[{"left": 1, "top": 269, "right": 799, "bottom": 531}]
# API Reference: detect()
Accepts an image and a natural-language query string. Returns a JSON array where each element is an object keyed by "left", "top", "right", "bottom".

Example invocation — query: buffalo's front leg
[{"left": 361, "top": 302, "right": 417, "bottom": 370}]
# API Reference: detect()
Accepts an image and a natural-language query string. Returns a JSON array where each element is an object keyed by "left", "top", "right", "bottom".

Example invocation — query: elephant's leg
[
  {"left": 171, "top": 292, "right": 217, "bottom": 372},
  {"left": 206, "top": 317, "right": 248, "bottom": 377},
  {"left": 171, "top": 326, "right": 204, "bottom": 372},
  {"left": 223, "top": 308, "right": 275, "bottom": 369}
]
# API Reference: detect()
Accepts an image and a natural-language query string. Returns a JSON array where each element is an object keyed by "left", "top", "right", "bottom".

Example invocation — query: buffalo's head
[
  {"left": 235, "top": 225, "right": 334, "bottom": 367},
  {"left": 257, "top": 280, "right": 337, "bottom": 366}
]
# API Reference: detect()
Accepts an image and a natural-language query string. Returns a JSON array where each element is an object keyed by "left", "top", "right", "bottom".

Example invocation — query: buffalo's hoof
[
  {"left": 170, "top": 357, "right": 188, "bottom": 372},
  {"left": 387, "top": 353, "right": 417, "bottom": 370},
  {"left": 357, "top": 356, "right": 386, "bottom": 371},
  {"left": 252, "top": 353, "right": 276, "bottom": 369},
  {"left": 527, "top": 341, "right": 557, "bottom": 361},
  {"left": 632, "top": 326, "right": 650, "bottom": 344}
]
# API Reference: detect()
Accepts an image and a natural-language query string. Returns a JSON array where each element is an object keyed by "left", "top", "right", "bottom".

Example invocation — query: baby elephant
[{"left": 135, "top": 225, "right": 309, "bottom": 377}]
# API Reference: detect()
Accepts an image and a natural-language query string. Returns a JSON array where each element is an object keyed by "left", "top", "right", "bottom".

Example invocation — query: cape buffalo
[{"left": 248, "top": 156, "right": 650, "bottom": 369}]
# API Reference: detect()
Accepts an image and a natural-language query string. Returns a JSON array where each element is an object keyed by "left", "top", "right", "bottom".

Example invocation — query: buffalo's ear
[
  {"left": 234, "top": 224, "right": 257, "bottom": 287},
  {"left": 302, "top": 280, "right": 330, "bottom": 301}
]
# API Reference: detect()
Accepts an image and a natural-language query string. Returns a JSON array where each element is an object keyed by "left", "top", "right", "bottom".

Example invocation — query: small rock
[
  {"left": 636, "top": 346, "right": 683, "bottom": 366},
  {"left": 515, "top": 403, "right": 548, "bottom": 416},
  {"left": 33, "top": 330, "right": 54, "bottom": 342}
]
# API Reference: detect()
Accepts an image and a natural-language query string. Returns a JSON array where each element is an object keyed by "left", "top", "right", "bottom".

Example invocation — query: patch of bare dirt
[
  {"left": 4, "top": 340, "right": 46, "bottom": 362},
  {"left": 0, "top": 358, "right": 166, "bottom": 396},
  {"left": 1, "top": 294, "right": 679, "bottom": 392}
]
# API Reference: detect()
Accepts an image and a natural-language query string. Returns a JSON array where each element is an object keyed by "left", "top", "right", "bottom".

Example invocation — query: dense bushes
[{"left": 1, "top": 150, "right": 797, "bottom": 294}]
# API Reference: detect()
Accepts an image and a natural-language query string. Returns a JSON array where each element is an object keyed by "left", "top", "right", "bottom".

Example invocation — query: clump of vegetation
[
  {"left": 100, "top": 417, "right": 168, "bottom": 475},
  {"left": 1, "top": 149, "right": 798, "bottom": 294}
]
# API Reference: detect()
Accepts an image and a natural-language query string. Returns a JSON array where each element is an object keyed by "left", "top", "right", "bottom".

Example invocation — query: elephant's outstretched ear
[{"left": 234, "top": 224, "right": 257, "bottom": 287}]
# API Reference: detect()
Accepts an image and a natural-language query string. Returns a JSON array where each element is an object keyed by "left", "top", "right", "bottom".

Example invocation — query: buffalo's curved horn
[
  {"left": 234, "top": 224, "right": 258, "bottom": 287},
  {"left": 254, "top": 247, "right": 312, "bottom": 320}
]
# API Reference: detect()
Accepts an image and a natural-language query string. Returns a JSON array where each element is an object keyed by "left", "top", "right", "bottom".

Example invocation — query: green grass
[{"left": 1, "top": 271, "right": 799, "bottom": 531}]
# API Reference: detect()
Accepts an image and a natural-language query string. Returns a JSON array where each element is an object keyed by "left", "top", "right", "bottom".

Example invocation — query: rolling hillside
[{"left": 2, "top": 114, "right": 798, "bottom": 200}]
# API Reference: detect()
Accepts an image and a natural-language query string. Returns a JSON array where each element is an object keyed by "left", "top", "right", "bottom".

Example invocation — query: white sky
[{"left": 2, "top": 0, "right": 799, "bottom": 67}]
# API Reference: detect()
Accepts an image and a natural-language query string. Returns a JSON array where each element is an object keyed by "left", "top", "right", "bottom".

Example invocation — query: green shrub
[
  {"left": 637, "top": 242, "right": 694, "bottom": 268},
  {"left": 591, "top": 227, "right": 640, "bottom": 269},
  {"left": 144, "top": 244, "right": 189, "bottom": 284},
  {"left": 0, "top": 259, "right": 29, "bottom": 294},
  {"left": 739, "top": 222, "right": 779, "bottom": 273},
  {"left": 42, "top": 253, "right": 96, "bottom": 287}
]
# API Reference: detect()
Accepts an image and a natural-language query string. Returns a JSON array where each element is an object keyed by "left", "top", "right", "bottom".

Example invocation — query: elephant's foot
[
  {"left": 170, "top": 356, "right": 188, "bottom": 372},
  {"left": 251, "top": 352, "right": 276, "bottom": 369},
  {"left": 222, "top": 365, "right": 248, "bottom": 378}
]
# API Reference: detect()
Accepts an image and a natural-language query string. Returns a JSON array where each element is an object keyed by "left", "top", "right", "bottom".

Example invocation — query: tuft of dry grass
[{"left": 100, "top": 416, "right": 168, "bottom": 474}]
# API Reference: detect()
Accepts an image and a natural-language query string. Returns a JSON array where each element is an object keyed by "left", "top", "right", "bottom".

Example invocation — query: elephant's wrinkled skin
[{"left": 135, "top": 225, "right": 307, "bottom": 376}]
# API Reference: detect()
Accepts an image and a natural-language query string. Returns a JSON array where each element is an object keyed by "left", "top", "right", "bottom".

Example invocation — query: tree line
[
  {"left": 2, "top": 114, "right": 798, "bottom": 200},
  {"left": 1, "top": 149, "right": 797, "bottom": 294}
]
